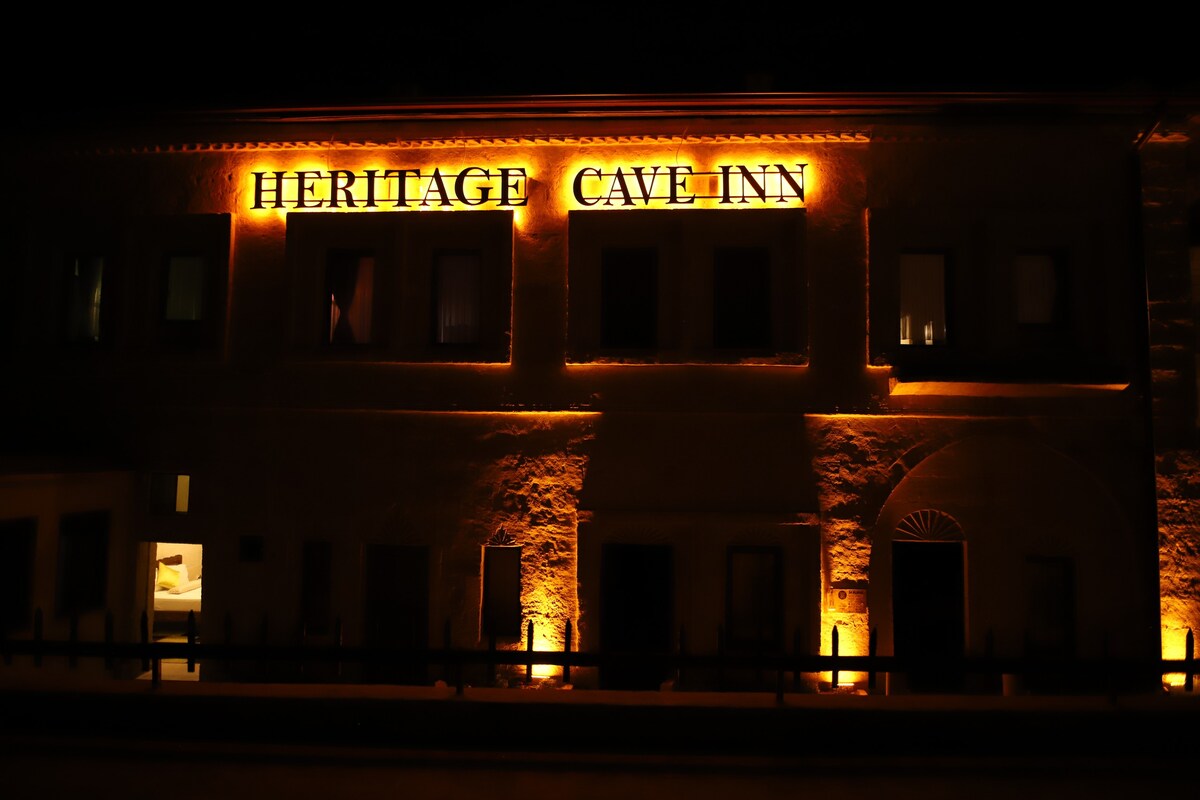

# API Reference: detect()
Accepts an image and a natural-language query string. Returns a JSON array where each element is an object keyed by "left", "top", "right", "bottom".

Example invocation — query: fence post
[
  {"left": 187, "top": 610, "right": 197, "bottom": 673},
  {"left": 68, "top": 613, "right": 79, "bottom": 669},
  {"left": 831, "top": 624, "right": 839, "bottom": 690},
  {"left": 676, "top": 625, "right": 685, "bottom": 690},
  {"left": 32, "top": 608, "right": 43, "bottom": 668},
  {"left": 793, "top": 628, "right": 802, "bottom": 692},
  {"left": 140, "top": 610, "right": 149, "bottom": 672},
  {"left": 104, "top": 612, "right": 114, "bottom": 670},
  {"left": 563, "top": 621, "right": 573, "bottom": 685},
  {"left": 224, "top": 611, "right": 233, "bottom": 677},
  {"left": 487, "top": 632, "right": 496, "bottom": 685},
  {"left": 525, "top": 620, "right": 534, "bottom": 684},
  {"left": 335, "top": 616, "right": 344, "bottom": 680},
  {"left": 1187, "top": 628, "right": 1194, "bottom": 693},
  {"left": 717, "top": 624, "right": 725, "bottom": 691},
  {"left": 868, "top": 627, "right": 878, "bottom": 692}
]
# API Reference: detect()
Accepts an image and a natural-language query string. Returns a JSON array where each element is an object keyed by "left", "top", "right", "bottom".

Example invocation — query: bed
[{"left": 154, "top": 554, "right": 203, "bottom": 626}]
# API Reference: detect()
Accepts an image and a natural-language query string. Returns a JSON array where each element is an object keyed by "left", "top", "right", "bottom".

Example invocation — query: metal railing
[{"left": 2, "top": 610, "right": 1194, "bottom": 699}]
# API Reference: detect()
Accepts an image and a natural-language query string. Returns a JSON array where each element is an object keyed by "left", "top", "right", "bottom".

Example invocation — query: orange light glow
[
  {"left": 243, "top": 156, "right": 534, "bottom": 228},
  {"left": 563, "top": 152, "right": 811, "bottom": 211}
]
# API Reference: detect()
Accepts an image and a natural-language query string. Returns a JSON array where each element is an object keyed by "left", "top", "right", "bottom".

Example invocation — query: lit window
[
  {"left": 713, "top": 247, "right": 771, "bottom": 349},
  {"left": 63, "top": 255, "right": 105, "bottom": 343},
  {"left": 163, "top": 255, "right": 208, "bottom": 321},
  {"left": 601, "top": 247, "right": 657, "bottom": 349},
  {"left": 434, "top": 251, "right": 481, "bottom": 345},
  {"left": 325, "top": 250, "right": 375, "bottom": 345},
  {"left": 899, "top": 253, "right": 947, "bottom": 346},
  {"left": 150, "top": 473, "right": 190, "bottom": 514}
]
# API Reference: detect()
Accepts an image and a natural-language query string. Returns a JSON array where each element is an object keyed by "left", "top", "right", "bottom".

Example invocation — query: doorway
[
  {"left": 362, "top": 544, "right": 429, "bottom": 685},
  {"left": 892, "top": 540, "right": 965, "bottom": 692},
  {"left": 599, "top": 543, "right": 674, "bottom": 690}
]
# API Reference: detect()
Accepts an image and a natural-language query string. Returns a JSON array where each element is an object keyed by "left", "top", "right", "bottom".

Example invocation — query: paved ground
[{"left": 1, "top": 676, "right": 1196, "bottom": 798}]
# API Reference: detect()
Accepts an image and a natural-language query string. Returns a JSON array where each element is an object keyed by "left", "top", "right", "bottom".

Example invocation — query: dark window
[
  {"left": 713, "top": 247, "right": 772, "bottom": 349},
  {"left": 301, "top": 540, "right": 333, "bottom": 636},
  {"left": 57, "top": 511, "right": 109, "bottom": 616},
  {"left": 1014, "top": 251, "right": 1070, "bottom": 332},
  {"left": 725, "top": 546, "right": 783, "bottom": 651},
  {"left": 433, "top": 251, "right": 481, "bottom": 345},
  {"left": 0, "top": 518, "right": 36, "bottom": 632},
  {"left": 899, "top": 253, "right": 947, "bottom": 346},
  {"left": 239, "top": 535, "right": 265, "bottom": 563},
  {"left": 481, "top": 545, "right": 522, "bottom": 638},
  {"left": 163, "top": 255, "right": 208, "bottom": 321},
  {"left": 325, "top": 249, "right": 375, "bottom": 345},
  {"left": 149, "top": 473, "right": 189, "bottom": 515},
  {"left": 62, "top": 254, "right": 106, "bottom": 343},
  {"left": 601, "top": 247, "right": 657, "bottom": 349}
]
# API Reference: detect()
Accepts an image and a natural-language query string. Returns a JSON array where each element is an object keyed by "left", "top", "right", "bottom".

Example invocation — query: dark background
[{"left": 10, "top": 8, "right": 1198, "bottom": 127}]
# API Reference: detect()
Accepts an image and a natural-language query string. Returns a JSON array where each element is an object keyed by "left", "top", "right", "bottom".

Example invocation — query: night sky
[{"left": 9, "top": 10, "right": 1198, "bottom": 127}]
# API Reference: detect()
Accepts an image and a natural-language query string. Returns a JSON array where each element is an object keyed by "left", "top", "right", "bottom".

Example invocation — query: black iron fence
[{"left": 2, "top": 609, "right": 1194, "bottom": 698}]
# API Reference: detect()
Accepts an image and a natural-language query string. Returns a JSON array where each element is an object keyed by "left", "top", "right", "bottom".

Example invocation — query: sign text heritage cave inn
[{"left": 251, "top": 162, "right": 808, "bottom": 210}]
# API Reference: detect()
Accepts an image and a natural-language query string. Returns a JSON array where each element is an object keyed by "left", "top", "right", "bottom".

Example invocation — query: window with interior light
[
  {"left": 62, "top": 254, "right": 107, "bottom": 344},
  {"left": 567, "top": 208, "right": 806, "bottom": 363},
  {"left": 287, "top": 211, "right": 512, "bottom": 361},
  {"left": 869, "top": 209, "right": 1132, "bottom": 383}
]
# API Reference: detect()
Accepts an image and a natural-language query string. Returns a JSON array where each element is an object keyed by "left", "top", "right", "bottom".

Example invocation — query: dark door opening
[
  {"left": 892, "top": 540, "right": 965, "bottom": 693},
  {"left": 599, "top": 543, "right": 674, "bottom": 689},
  {"left": 363, "top": 544, "right": 429, "bottom": 685}
]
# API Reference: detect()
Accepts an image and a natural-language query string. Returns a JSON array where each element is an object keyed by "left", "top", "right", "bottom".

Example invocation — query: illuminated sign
[
  {"left": 571, "top": 163, "right": 806, "bottom": 207},
  {"left": 251, "top": 167, "right": 528, "bottom": 210}
]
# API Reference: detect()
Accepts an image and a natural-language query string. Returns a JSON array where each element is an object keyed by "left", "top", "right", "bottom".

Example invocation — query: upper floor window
[
  {"left": 433, "top": 251, "right": 481, "bottom": 345},
  {"left": 568, "top": 209, "right": 806, "bottom": 364},
  {"left": 713, "top": 246, "right": 772, "bottom": 350},
  {"left": 869, "top": 209, "right": 1131, "bottom": 383},
  {"left": 601, "top": 247, "right": 658, "bottom": 350},
  {"left": 899, "top": 252, "right": 947, "bottom": 347},
  {"left": 287, "top": 211, "right": 512, "bottom": 362},
  {"left": 163, "top": 255, "right": 208, "bottom": 322},
  {"left": 325, "top": 250, "right": 376, "bottom": 346},
  {"left": 62, "top": 254, "right": 106, "bottom": 344}
]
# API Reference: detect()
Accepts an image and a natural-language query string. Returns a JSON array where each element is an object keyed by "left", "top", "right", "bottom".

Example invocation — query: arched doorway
[{"left": 892, "top": 510, "right": 965, "bottom": 692}]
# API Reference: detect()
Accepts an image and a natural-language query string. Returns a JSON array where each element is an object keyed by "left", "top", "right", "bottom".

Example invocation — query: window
[
  {"left": 287, "top": 211, "right": 512, "bottom": 360},
  {"left": 301, "top": 540, "right": 333, "bottom": 636},
  {"left": 601, "top": 247, "right": 657, "bottom": 349},
  {"left": 726, "top": 546, "right": 783, "bottom": 651},
  {"left": 433, "top": 251, "right": 481, "bottom": 345},
  {"left": 163, "top": 255, "right": 208, "bottom": 321},
  {"left": 481, "top": 545, "right": 522, "bottom": 638},
  {"left": 713, "top": 247, "right": 771, "bottom": 350},
  {"left": 899, "top": 253, "right": 947, "bottom": 346},
  {"left": 0, "top": 518, "right": 36, "bottom": 633},
  {"left": 568, "top": 209, "right": 806, "bottom": 363},
  {"left": 62, "top": 255, "right": 106, "bottom": 343},
  {"left": 325, "top": 249, "right": 375, "bottom": 345},
  {"left": 57, "top": 511, "right": 109, "bottom": 616},
  {"left": 150, "top": 473, "right": 190, "bottom": 515},
  {"left": 239, "top": 535, "right": 265, "bottom": 563}
]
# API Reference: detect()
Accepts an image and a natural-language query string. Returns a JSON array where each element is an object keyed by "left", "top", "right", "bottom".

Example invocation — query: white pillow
[{"left": 169, "top": 578, "right": 202, "bottom": 595}]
